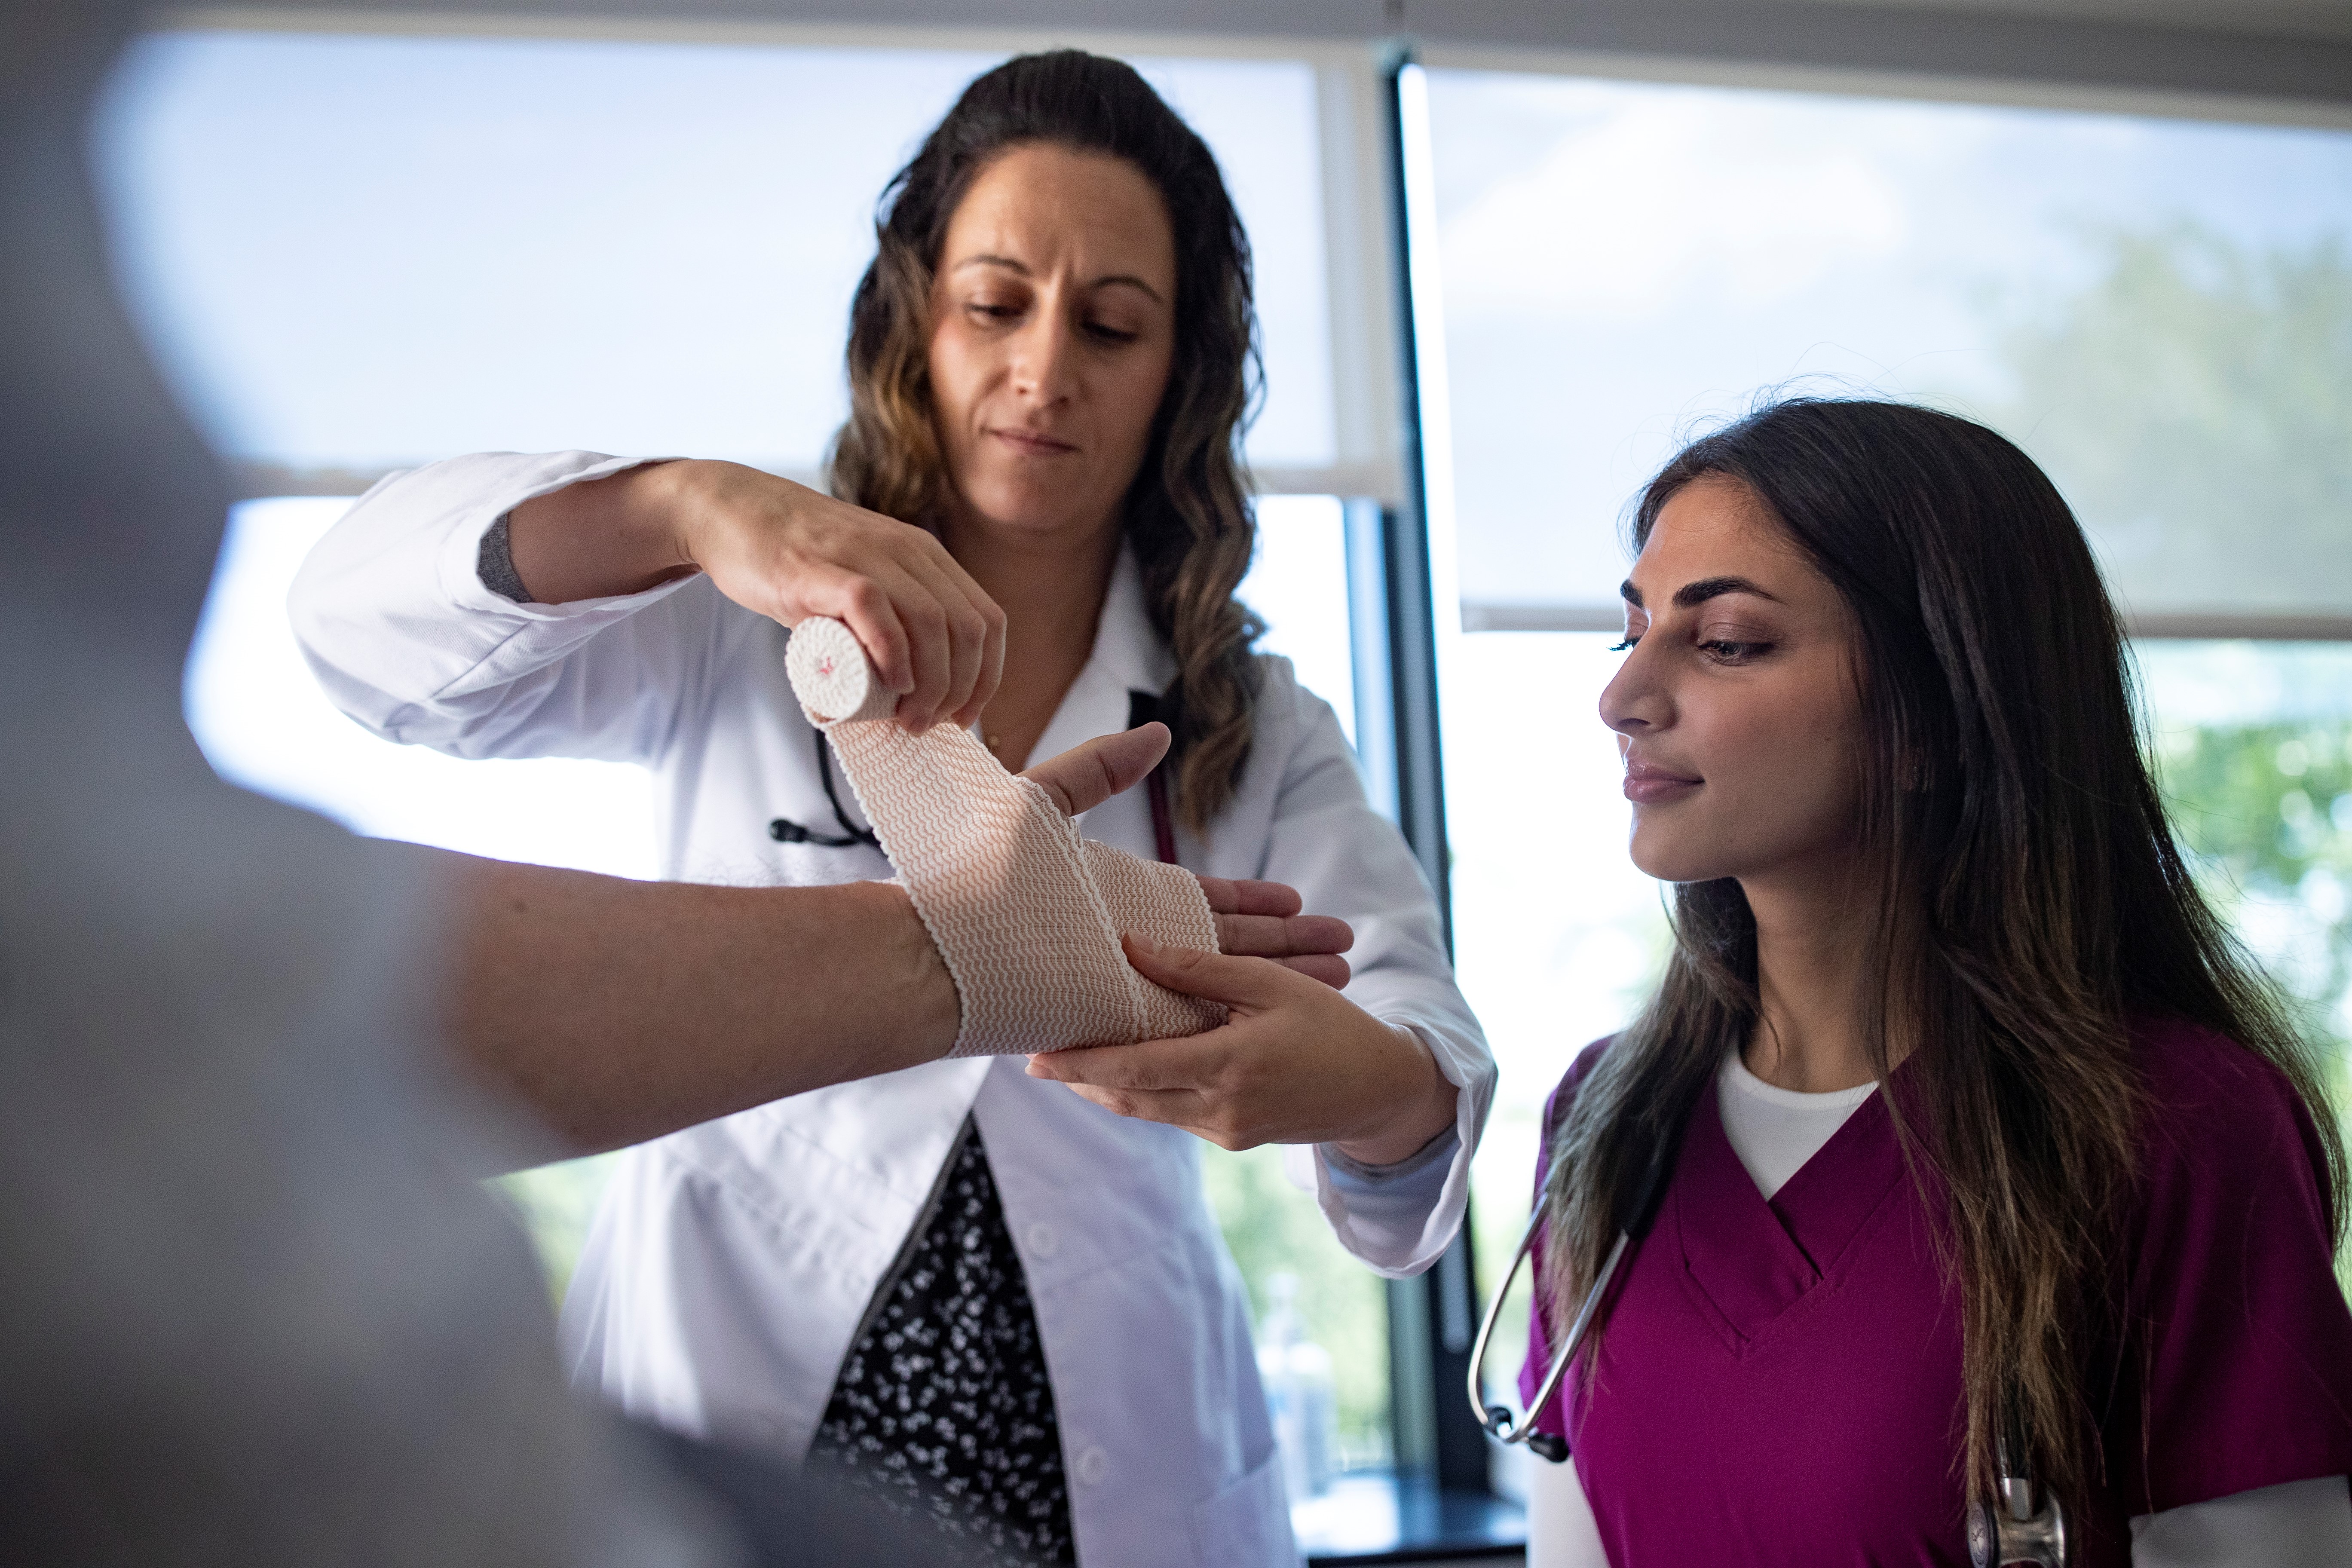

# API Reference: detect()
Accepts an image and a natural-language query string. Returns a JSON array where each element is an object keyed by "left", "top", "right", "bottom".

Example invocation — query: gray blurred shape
[{"left": 0, "top": 5, "right": 730, "bottom": 1563}]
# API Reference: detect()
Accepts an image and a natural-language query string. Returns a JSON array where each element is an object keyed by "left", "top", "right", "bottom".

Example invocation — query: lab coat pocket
[{"left": 1184, "top": 1444, "right": 1299, "bottom": 1567}]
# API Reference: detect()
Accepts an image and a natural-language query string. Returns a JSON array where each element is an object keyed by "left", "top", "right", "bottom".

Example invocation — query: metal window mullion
[{"left": 1372, "top": 39, "right": 1492, "bottom": 1501}]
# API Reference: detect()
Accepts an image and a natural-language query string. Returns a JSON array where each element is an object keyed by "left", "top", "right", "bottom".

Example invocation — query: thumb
[
  {"left": 1122, "top": 933, "right": 1296, "bottom": 1011},
  {"left": 1020, "top": 723, "right": 1171, "bottom": 818}
]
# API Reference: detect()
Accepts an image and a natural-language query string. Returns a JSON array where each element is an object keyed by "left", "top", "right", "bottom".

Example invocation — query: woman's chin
[
  {"left": 955, "top": 489, "right": 1119, "bottom": 546},
  {"left": 1625, "top": 833, "right": 1727, "bottom": 887}
]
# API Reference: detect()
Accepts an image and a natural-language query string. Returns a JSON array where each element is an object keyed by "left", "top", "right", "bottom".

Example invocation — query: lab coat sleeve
[
  {"left": 1251, "top": 663, "right": 1495, "bottom": 1278},
  {"left": 287, "top": 450, "right": 718, "bottom": 765}
]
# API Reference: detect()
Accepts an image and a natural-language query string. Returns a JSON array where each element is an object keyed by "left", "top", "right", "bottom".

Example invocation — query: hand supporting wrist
[{"left": 1329, "top": 1026, "right": 1461, "bottom": 1166}]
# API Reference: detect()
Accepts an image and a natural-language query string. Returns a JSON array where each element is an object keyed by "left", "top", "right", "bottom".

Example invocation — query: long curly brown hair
[
  {"left": 1541, "top": 398, "right": 2343, "bottom": 1516},
  {"left": 828, "top": 50, "right": 1264, "bottom": 833}
]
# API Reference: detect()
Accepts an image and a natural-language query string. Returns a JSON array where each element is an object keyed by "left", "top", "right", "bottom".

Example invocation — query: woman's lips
[
  {"left": 989, "top": 427, "right": 1078, "bottom": 456},
  {"left": 1623, "top": 760, "right": 1703, "bottom": 803}
]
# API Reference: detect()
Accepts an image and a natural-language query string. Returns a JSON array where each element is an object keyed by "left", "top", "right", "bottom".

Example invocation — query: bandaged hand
[{"left": 790, "top": 617, "right": 1326, "bottom": 1056}]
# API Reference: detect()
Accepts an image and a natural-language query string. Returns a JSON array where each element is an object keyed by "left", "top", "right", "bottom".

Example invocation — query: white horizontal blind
[{"left": 1419, "top": 70, "right": 2352, "bottom": 635}]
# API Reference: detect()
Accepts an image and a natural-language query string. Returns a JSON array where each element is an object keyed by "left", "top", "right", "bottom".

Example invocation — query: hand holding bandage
[{"left": 787, "top": 616, "right": 1259, "bottom": 1057}]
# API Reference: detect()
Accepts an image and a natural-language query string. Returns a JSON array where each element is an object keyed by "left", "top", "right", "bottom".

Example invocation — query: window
[
  {"left": 1403, "top": 66, "right": 2352, "bottom": 1443},
  {"left": 1416, "top": 68, "right": 2352, "bottom": 631},
  {"left": 2140, "top": 641, "right": 2352, "bottom": 1057}
]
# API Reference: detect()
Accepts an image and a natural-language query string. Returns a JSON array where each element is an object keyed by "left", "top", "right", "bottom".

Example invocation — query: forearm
[
  {"left": 505, "top": 457, "right": 708, "bottom": 604},
  {"left": 424, "top": 848, "right": 958, "bottom": 1158}
]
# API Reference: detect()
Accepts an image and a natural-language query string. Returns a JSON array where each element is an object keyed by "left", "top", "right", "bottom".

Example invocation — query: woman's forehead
[
  {"left": 1627, "top": 478, "right": 1831, "bottom": 611},
  {"left": 943, "top": 145, "right": 1175, "bottom": 289}
]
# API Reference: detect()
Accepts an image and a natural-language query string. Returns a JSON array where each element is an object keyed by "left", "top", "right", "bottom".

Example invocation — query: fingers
[
  {"left": 825, "top": 573, "right": 915, "bottom": 704},
  {"left": 1208, "top": 909, "right": 1354, "bottom": 987},
  {"left": 745, "top": 485, "right": 1001, "bottom": 735},
  {"left": 1026, "top": 1032, "right": 1217, "bottom": 1096},
  {"left": 890, "top": 548, "right": 1002, "bottom": 732},
  {"left": 1193, "top": 876, "right": 1305, "bottom": 919},
  {"left": 1211, "top": 910, "right": 1353, "bottom": 960},
  {"left": 1275, "top": 953, "right": 1352, "bottom": 989},
  {"left": 1120, "top": 934, "right": 1298, "bottom": 1010},
  {"left": 1025, "top": 1032, "right": 1265, "bottom": 1148},
  {"left": 949, "top": 575, "right": 1008, "bottom": 730},
  {"left": 1021, "top": 724, "right": 1171, "bottom": 817}
]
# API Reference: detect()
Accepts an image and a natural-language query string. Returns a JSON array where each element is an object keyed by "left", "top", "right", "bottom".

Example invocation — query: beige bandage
[{"left": 786, "top": 617, "right": 1225, "bottom": 1057}]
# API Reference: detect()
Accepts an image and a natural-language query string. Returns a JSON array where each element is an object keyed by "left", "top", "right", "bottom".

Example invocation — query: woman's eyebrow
[
  {"left": 1619, "top": 575, "right": 1782, "bottom": 609},
  {"left": 949, "top": 254, "right": 1165, "bottom": 305},
  {"left": 1092, "top": 273, "right": 1166, "bottom": 304}
]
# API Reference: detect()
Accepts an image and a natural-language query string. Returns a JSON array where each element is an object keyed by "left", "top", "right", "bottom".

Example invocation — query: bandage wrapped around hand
[{"left": 786, "top": 617, "right": 1225, "bottom": 1057}]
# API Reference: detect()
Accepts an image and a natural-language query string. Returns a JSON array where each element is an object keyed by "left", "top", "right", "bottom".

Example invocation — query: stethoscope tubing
[
  {"left": 1469, "top": 1214, "right": 1625, "bottom": 1456},
  {"left": 1468, "top": 1120, "right": 1682, "bottom": 1459}
]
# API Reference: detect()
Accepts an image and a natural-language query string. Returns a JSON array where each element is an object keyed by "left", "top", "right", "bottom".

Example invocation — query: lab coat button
[
  {"left": 1026, "top": 1223, "right": 1059, "bottom": 1258},
  {"left": 1074, "top": 1446, "right": 1108, "bottom": 1485}
]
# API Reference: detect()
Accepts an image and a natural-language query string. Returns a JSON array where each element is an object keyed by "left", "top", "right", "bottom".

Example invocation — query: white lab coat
[{"left": 289, "top": 451, "right": 1495, "bottom": 1568}]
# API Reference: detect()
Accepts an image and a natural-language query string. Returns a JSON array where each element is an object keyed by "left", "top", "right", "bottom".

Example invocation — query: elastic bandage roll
[{"left": 786, "top": 617, "right": 1225, "bottom": 1057}]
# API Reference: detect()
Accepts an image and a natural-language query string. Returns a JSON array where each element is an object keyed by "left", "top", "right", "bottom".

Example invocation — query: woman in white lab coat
[{"left": 290, "top": 50, "right": 1491, "bottom": 1568}]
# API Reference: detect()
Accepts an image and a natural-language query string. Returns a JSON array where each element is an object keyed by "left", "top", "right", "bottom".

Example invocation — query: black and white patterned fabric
[{"left": 808, "top": 1118, "right": 1075, "bottom": 1567}]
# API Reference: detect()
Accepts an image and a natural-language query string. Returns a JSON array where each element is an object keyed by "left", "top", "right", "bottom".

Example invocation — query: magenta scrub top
[{"left": 1518, "top": 1017, "right": 2352, "bottom": 1565}]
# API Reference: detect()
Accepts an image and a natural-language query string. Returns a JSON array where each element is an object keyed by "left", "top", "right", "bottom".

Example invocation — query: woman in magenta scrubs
[{"left": 1513, "top": 399, "right": 2352, "bottom": 1565}]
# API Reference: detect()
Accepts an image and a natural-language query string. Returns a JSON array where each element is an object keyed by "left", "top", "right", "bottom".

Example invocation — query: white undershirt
[
  {"left": 1522, "top": 1052, "right": 2352, "bottom": 1567},
  {"left": 1715, "top": 1048, "right": 1877, "bottom": 1199}
]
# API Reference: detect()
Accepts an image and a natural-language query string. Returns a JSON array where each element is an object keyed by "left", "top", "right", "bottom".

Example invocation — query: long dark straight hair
[
  {"left": 1539, "top": 397, "right": 2345, "bottom": 1509},
  {"left": 829, "top": 50, "right": 1263, "bottom": 832}
]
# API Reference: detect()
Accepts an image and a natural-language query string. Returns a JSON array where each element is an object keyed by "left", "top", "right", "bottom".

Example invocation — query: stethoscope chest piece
[
  {"left": 1967, "top": 1422, "right": 2068, "bottom": 1567},
  {"left": 1966, "top": 1490, "right": 2066, "bottom": 1568}
]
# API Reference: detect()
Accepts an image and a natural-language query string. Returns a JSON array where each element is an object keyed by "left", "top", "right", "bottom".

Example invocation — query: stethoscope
[
  {"left": 768, "top": 732, "right": 880, "bottom": 851},
  {"left": 1464, "top": 1106, "right": 2069, "bottom": 1567}
]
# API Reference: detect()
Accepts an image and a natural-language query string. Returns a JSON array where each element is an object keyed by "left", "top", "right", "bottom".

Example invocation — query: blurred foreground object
[{"left": 0, "top": 6, "right": 936, "bottom": 1564}]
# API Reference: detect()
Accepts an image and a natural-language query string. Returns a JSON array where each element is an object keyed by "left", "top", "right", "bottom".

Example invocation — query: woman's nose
[
  {"left": 1599, "top": 641, "right": 1666, "bottom": 737},
  {"left": 1009, "top": 309, "right": 1079, "bottom": 405}
]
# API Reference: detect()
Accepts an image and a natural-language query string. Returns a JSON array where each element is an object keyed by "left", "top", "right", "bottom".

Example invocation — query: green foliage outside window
[{"left": 2154, "top": 717, "right": 2352, "bottom": 1062}]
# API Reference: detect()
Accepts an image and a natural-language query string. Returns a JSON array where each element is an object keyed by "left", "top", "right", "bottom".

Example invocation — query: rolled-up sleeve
[
  {"left": 288, "top": 450, "right": 707, "bottom": 764},
  {"left": 1246, "top": 663, "right": 1495, "bottom": 1277}
]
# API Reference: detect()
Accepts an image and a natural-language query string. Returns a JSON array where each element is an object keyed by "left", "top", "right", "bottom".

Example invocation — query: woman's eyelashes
[
  {"left": 1608, "top": 622, "right": 1776, "bottom": 664},
  {"left": 1698, "top": 639, "right": 1773, "bottom": 665},
  {"left": 958, "top": 293, "right": 1142, "bottom": 346}
]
